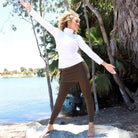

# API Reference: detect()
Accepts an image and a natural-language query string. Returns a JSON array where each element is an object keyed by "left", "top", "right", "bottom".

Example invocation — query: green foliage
[
  {"left": 23, "top": 70, "right": 31, "bottom": 75},
  {"left": 115, "top": 59, "right": 125, "bottom": 71},
  {"left": 114, "top": 46, "right": 138, "bottom": 91},
  {"left": 82, "top": 27, "right": 107, "bottom": 72},
  {"left": 4, "top": 68, "right": 8, "bottom": 72},
  {"left": 2, "top": 70, "right": 12, "bottom": 75},
  {"left": 90, "top": 73, "right": 112, "bottom": 97},
  {"left": 20, "top": 67, "right": 27, "bottom": 72},
  {"left": 49, "top": 59, "right": 58, "bottom": 72},
  {"left": 3, "top": 1, "right": 8, "bottom": 7},
  {"left": 70, "top": 0, "right": 81, "bottom": 4},
  {"left": 12, "top": 25, "right": 17, "bottom": 31},
  {"left": 67, "top": 0, "right": 82, "bottom": 11},
  {"left": 85, "top": 27, "right": 106, "bottom": 57},
  {"left": 42, "top": 72, "right": 46, "bottom": 77},
  {"left": 85, "top": 27, "right": 103, "bottom": 45},
  {"left": 29, "top": 68, "right": 33, "bottom": 71}
]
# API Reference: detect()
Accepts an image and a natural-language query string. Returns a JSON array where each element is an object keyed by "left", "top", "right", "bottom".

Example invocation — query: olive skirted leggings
[{"left": 48, "top": 62, "right": 94, "bottom": 124}]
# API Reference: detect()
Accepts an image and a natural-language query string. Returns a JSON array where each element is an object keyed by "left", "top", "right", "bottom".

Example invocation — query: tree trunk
[
  {"left": 29, "top": 0, "right": 53, "bottom": 111},
  {"left": 64, "top": 0, "right": 71, "bottom": 10},
  {"left": 43, "top": 45, "right": 54, "bottom": 111},
  {"left": 30, "top": 17, "right": 53, "bottom": 111},
  {"left": 113, "top": 0, "right": 138, "bottom": 68},
  {"left": 85, "top": 0, "right": 135, "bottom": 110},
  {"left": 39, "top": 0, "right": 53, "bottom": 111},
  {"left": 83, "top": 0, "right": 99, "bottom": 113}
]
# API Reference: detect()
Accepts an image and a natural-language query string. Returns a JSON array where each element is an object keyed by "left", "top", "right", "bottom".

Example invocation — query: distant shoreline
[
  {"left": 0, "top": 73, "right": 38, "bottom": 79},
  {"left": 0, "top": 67, "right": 47, "bottom": 78},
  {"left": 0, "top": 75, "right": 38, "bottom": 79}
]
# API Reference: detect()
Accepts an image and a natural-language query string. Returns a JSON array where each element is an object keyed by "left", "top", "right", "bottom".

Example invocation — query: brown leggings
[{"left": 48, "top": 62, "right": 94, "bottom": 124}]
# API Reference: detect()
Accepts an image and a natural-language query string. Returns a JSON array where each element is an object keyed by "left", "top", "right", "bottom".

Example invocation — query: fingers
[
  {"left": 19, "top": 0, "right": 31, "bottom": 11},
  {"left": 19, "top": 0, "right": 26, "bottom": 7},
  {"left": 19, "top": 0, "right": 28, "bottom": 6},
  {"left": 105, "top": 64, "right": 116, "bottom": 74},
  {"left": 110, "top": 68, "right": 116, "bottom": 74},
  {"left": 109, "top": 64, "right": 115, "bottom": 68},
  {"left": 111, "top": 69, "right": 116, "bottom": 74}
]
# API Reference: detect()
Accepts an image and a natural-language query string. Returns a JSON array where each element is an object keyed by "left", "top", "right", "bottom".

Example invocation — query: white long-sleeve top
[{"left": 30, "top": 9, "right": 103, "bottom": 69}]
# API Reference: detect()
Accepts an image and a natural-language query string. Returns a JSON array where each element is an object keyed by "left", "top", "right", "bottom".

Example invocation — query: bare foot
[
  {"left": 39, "top": 124, "right": 54, "bottom": 138},
  {"left": 86, "top": 122, "right": 95, "bottom": 138}
]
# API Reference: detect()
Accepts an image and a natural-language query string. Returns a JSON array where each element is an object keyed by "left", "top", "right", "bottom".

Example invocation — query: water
[{"left": 0, "top": 77, "right": 59, "bottom": 124}]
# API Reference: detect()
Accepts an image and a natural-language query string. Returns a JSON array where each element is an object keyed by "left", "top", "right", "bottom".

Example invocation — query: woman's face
[{"left": 67, "top": 17, "right": 80, "bottom": 33}]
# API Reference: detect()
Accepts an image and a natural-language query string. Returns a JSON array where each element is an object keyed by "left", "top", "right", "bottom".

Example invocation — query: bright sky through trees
[{"left": 0, "top": 0, "right": 46, "bottom": 72}]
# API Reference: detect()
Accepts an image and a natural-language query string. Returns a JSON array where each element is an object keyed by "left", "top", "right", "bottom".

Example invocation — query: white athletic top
[{"left": 30, "top": 9, "right": 103, "bottom": 69}]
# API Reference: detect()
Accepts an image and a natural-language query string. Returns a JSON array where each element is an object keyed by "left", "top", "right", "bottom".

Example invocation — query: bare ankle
[
  {"left": 87, "top": 123, "right": 95, "bottom": 138},
  {"left": 47, "top": 124, "right": 53, "bottom": 127},
  {"left": 89, "top": 122, "right": 94, "bottom": 127},
  {"left": 47, "top": 124, "right": 54, "bottom": 131}
]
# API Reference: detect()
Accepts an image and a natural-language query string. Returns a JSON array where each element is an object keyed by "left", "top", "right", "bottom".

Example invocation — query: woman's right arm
[{"left": 20, "top": 0, "right": 57, "bottom": 37}]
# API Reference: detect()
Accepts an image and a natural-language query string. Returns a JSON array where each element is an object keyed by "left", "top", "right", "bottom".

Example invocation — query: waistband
[{"left": 60, "top": 61, "right": 85, "bottom": 72}]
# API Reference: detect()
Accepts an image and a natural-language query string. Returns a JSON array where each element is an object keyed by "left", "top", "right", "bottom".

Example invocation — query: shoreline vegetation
[{"left": 0, "top": 67, "right": 48, "bottom": 79}]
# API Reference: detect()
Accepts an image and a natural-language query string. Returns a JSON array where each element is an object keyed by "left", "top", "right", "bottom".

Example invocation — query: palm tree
[{"left": 113, "top": 0, "right": 138, "bottom": 68}]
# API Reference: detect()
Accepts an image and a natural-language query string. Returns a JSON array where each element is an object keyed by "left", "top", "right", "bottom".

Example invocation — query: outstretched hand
[
  {"left": 19, "top": 0, "right": 31, "bottom": 11},
  {"left": 102, "top": 62, "right": 116, "bottom": 75}
]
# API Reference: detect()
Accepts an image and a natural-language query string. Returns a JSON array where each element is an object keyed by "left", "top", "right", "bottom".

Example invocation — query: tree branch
[
  {"left": 21, "top": 16, "right": 32, "bottom": 24},
  {"left": 64, "top": 0, "right": 71, "bottom": 11},
  {"left": 30, "top": 16, "right": 45, "bottom": 61}
]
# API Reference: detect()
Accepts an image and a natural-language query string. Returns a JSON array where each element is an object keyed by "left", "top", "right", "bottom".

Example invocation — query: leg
[
  {"left": 79, "top": 79, "right": 95, "bottom": 138},
  {"left": 79, "top": 69, "right": 94, "bottom": 122},
  {"left": 78, "top": 63, "right": 95, "bottom": 137},
  {"left": 39, "top": 81, "right": 73, "bottom": 138},
  {"left": 79, "top": 77, "right": 95, "bottom": 120},
  {"left": 48, "top": 81, "right": 74, "bottom": 124}
]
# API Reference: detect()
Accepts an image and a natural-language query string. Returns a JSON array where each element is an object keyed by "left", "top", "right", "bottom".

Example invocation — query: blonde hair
[{"left": 58, "top": 10, "right": 80, "bottom": 32}]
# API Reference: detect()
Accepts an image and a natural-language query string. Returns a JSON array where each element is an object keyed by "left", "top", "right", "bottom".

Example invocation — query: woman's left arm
[{"left": 77, "top": 35, "right": 116, "bottom": 75}]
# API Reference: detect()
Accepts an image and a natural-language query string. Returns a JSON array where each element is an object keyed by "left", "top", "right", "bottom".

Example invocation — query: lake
[{"left": 0, "top": 77, "right": 59, "bottom": 124}]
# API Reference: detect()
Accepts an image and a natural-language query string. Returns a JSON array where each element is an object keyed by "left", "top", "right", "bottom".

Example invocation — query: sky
[{"left": 0, "top": 0, "right": 53, "bottom": 72}]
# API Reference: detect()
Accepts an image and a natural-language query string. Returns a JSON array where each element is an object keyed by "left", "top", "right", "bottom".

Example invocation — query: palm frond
[
  {"left": 115, "top": 59, "right": 125, "bottom": 71},
  {"left": 90, "top": 73, "right": 112, "bottom": 97}
]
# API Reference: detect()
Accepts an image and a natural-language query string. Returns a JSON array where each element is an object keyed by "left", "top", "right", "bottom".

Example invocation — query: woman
[{"left": 20, "top": 1, "right": 116, "bottom": 138}]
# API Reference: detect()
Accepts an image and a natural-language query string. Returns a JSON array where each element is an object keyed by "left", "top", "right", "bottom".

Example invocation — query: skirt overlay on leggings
[{"left": 48, "top": 62, "right": 94, "bottom": 124}]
